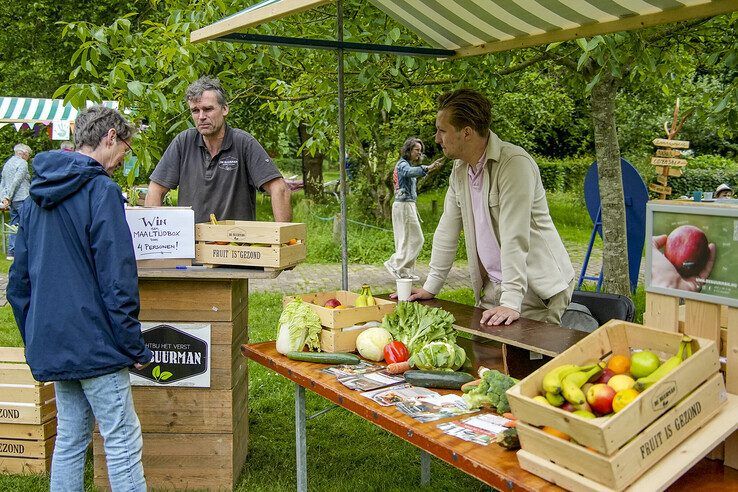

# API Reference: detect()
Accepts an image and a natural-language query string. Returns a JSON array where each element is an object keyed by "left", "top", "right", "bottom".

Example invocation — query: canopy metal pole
[{"left": 337, "top": 0, "right": 348, "bottom": 290}]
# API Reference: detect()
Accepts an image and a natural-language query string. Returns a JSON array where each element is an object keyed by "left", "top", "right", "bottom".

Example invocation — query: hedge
[
  {"left": 665, "top": 168, "right": 738, "bottom": 197},
  {"left": 537, "top": 157, "right": 593, "bottom": 193}
]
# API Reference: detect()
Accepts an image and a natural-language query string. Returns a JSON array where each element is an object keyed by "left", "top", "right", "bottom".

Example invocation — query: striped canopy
[
  {"left": 191, "top": 0, "right": 738, "bottom": 57},
  {"left": 0, "top": 97, "right": 118, "bottom": 130}
]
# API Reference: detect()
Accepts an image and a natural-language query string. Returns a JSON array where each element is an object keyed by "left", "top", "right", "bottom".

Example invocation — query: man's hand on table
[
  {"left": 389, "top": 287, "right": 435, "bottom": 301},
  {"left": 480, "top": 306, "right": 520, "bottom": 326}
]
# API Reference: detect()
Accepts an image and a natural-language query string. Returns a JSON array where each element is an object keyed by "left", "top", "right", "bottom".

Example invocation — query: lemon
[{"left": 630, "top": 351, "right": 660, "bottom": 379}]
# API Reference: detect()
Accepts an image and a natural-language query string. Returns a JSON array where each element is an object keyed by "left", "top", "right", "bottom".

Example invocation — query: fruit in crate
[
  {"left": 542, "top": 426, "right": 570, "bottom": 441},
  {"left": 607, "top": 374, "right": 635, "bottom": 393},
  {"left": 541, "top": 363, "right": 597, "bottom": 395},
  {"left": 594, "top": 368, "right": 616, "bottom": 385},
  {"left": 612, "top": 388, "right": 640, "bottom": 413},
  {"left": 355, "top": 284, "right": 376, "bottom": 307},
  {"left": 586, "top": 384, "right": 616, "bottom": 415},
  {"left": 606, "top": 354, "right": 631, "bottom": 375},
  {"left": 561, "top": 363, "right": 605, "bottom": 405},
  {"left": 323, "top": 298, "right": 342, "bottom": 309},
  {"left": 630, "top": 350, "right": 661, "bottom": 379},
  {"left": 573, "top": 409, "right": 596, "bottom": 419},
  {"left": 634, "top": 336, "right": 692, "bottom": 392},
  {"left": 664, "top": 225, "right": 710, "bottom": 277}
]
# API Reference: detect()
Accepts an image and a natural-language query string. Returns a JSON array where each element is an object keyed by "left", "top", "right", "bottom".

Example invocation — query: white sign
[
  {"left": 130, "top": 322, "right": 211, "bottom": 388},
  {"left": 52, "top": 120, "right": 70, "bottom": 140},
  {"left": 125, "top": 207, "right": 195, "bottom": 260}
]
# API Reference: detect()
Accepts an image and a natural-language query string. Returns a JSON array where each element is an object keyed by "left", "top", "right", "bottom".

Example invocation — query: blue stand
[{"left": 577, "top": 207, "right": 604, "bottom": 291}]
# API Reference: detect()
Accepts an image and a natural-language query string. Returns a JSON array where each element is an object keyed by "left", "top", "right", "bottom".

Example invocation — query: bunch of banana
[
  {"left": 634, "top": 336, "right": 692, "bottom": 392},
  {"left": 561, "top": 363, "right": 605, "bottom": 405},
  {"left": 355, "top": 284, "right": 376, "bottom": 307}
]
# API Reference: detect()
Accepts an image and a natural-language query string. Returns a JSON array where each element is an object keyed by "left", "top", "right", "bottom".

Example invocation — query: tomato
[{"left": 383, "top": 341, "right": 409, "bottom": 364}]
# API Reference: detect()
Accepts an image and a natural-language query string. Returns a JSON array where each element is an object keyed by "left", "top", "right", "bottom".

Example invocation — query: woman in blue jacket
[{"left": 7, "top": 106, "right": 152, "bottom": 492}]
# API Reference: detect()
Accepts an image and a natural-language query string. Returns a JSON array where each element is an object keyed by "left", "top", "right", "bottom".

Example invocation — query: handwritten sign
[
  {"left": 125, "top": 207, "right": 195, "bottom": 260},
  {"left": 653, "top": 138, "right": 690, "bottom": 149},
  {"left": 651, "top": 157, "right": 688, "bottom": 167}
]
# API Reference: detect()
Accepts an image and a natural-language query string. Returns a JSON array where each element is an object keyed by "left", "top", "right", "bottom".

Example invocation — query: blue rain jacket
[{"left": 7, "top": 151, "right": 152, "bottom": 381}]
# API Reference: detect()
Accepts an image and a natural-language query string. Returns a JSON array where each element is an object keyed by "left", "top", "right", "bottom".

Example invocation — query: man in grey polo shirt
[{"left": 145, "top": 76, "right": 292, "bottom": 223}]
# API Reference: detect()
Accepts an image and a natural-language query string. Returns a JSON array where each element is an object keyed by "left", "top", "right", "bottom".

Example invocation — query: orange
[
  {"left": 612, "top": 388, "right": 640, "bottom": 413},
  {"left": 607, "top": 354, "right": 631, "bottom": 375},
  {"left": 542, "top": 426, "right": 570, "bottom": 441}
]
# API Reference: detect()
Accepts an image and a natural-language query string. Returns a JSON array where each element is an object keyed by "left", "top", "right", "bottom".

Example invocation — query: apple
[
  {"left": 586, "top": 383, "right": 616, "bottom": 415},
  {"left": 573, "top": 409, "right": 596, "bottom": 419},
  {"left": 323, "top": 298, "right": 342, "bottom": 309},
  {"left": 664, "top": 225, "right": 710, "bottom": 277},
  {"left": 607, "top": 374, "right": 635, "bottom": 393},
  {"left": 594, "top": 368, "right": 616, "bottom": 385},
  {"left": 561, "top": 402, "right": 576, "bottom": 412}
]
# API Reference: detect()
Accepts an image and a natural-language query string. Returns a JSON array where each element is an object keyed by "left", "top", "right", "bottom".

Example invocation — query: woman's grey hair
[
  {"left": 74, "top": 106, "right": 135, "bottom": 149},
  {"left": 185, "top": 76, "right": 228, "bottom": 107},
  {"left": 13, "top": 143, "right": 32, "bottom": 155},
  {"left": 401, "top": 137, "right": 424, "bottom": 161}
]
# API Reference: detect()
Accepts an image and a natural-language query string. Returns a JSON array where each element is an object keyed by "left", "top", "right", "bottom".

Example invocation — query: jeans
[
  {"left": 7, "top": 200, "right": 23, "bottom": 256},
  {"left": 51, "top": 368, "right": 146, "bottom": 492}
]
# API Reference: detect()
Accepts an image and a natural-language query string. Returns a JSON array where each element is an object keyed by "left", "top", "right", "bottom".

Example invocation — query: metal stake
[
  {"left": 296, "top": 384, "right": 307, "bottom": 492},
  {"left": 421, "top": 450, "right": 431, "bottom": 485},
  {"left": 337, "top": 0, "right": 348, "bottom": 290}
]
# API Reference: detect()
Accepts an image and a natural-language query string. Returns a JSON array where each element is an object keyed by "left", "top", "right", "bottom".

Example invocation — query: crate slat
[
  {"left": 0, "top": 400, "right": 56, "bottom": 425},
  {"left": 285, "top": 291, "right": 395, "bottom": 329},
  {"left": 195, "top": 221, "right": 306, "bottom": 244},
  {"left": 0, "top": 348, "right": 26, "bottom": 364},
  {"left": 0, "top": 456, "right": 52, "bottom": 474},
  {"left": 0, "top": 382, "right": 54, "bottom": 404},
  {"left": 196, "top": 242, "right": 306, "bottom": 269}
]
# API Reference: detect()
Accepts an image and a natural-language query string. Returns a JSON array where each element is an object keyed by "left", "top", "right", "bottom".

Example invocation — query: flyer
[{"left": 360, "top": 383, "right": 439, "bottom": 406}]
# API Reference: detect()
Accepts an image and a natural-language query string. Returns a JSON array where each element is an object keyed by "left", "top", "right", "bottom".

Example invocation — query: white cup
[
  {"left": 395, "top": 278, "right": 413, "bottom": 301},
  {"left": 703, "top": 191, "right": 713, "bottom": 200}
]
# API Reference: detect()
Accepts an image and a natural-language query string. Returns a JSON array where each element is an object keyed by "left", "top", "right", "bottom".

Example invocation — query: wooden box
[
  {"left": 286, "top": 291, "right": 395, "bottom": 329},
  {"left": 195, "top": 220, "right": 306, "bottom": 269},
  {"left": 516, "top": 373, "right": 727, "bottom": 491},
  {"left": 0, "top": 348, "right": 57, "bottom": 474},
  {"left": 507, "top": 320, "right": 719, "bottom": 455},
  {"left": 320, "top": 324, "right": 373, "bottom": 353}
]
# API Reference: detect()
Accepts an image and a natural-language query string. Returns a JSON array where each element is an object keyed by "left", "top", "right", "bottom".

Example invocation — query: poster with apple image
[{"left": 646, "top": 202, "right": 738, "bottom": 307}]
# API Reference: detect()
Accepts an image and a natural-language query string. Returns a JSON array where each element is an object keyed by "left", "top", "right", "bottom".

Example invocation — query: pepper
[{"left": 383, "top": 341, "right": 410, "bottom": 364}]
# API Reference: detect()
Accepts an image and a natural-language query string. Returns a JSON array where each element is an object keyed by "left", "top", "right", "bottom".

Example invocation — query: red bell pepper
[{"left": 383, "top": 341, "right": 409, "bottom": 364}]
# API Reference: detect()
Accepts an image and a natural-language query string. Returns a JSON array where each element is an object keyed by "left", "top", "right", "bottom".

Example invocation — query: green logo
[{"left": 151, "top": 365, "right": 173, "bottom": 382}]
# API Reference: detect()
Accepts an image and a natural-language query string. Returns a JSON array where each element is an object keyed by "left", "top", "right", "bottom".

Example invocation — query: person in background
[
  {"left": 7, "top": 106, "right": 152, "bottom": 492},
  {"left": 1, "top": 143, "right": 32, "bottom": 260},
  {"left": 384, "top": 137, "right": 442, "bottom": 280},
  {"left": 60, "top": 141, "right": 74, "bottom": 151},
  {"left": 715, "top": 183, "right": 733, "bottom": 199},
  {"left": 145, "top": 76, "right": 292, "bottom": 223},
  {"left": 407, "top": 89, "right": 574, "bottom": 326}
]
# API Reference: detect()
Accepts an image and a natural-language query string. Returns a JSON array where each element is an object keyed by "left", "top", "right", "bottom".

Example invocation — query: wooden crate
[
  {"left": 196, "top": 242, "right": 306, "bottom": 269},
  {"left": 139, "top": 279, "right": 247, "bottom": 322},
  {"left": 286, "top": 291, "right": 395, "bottom": 329},
  {"left": 507, "top": 320, "right": 719, "bottom": 455},
  {"left": 0, "top": 348, "right": 57, "bottom": 474},
  {"left": 195, "top": 220, "right": 305, "bottom": 245},
  {"left": 516, "top": 372, "right": 726, "bottom": 491},
  {"left": 320, "top": 325, "right": 372, "bottom": 352}
]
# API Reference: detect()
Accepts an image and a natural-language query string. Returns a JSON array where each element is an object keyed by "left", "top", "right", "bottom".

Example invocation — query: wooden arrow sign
[
  {"left": 649, "top": 183, "right": 672, "bottom": 194},
  {"left": 656, "top": 149, "right": 682, "bottom": 158},
  {"left": 654, "top": 165, "right": 683, "bottom": 177},
  {"left": 651, "top": 157, "right": 688, "bottom": 167},
  {"left": 656, "top": 175, "right": 669, "bottom": 185},
  {"left": 653, "top": 138, "right": 690, "bottom": 149}
]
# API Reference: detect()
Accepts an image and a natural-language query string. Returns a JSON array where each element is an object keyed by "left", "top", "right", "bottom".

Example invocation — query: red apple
[
  {"left": 561, "top": 402, "right": 576, "bottom": 412},
  {"left": 664, "top": 225, "right": 709, "bottom": 277},
  {"left": 594, "top": 368, "right": 616, "bottom": 385},
  {"left": 323, "top": 298, "right": 342, "bottom": 308},
  {"left": 586, "top": 383, "right": 616, "bottom": 415}
]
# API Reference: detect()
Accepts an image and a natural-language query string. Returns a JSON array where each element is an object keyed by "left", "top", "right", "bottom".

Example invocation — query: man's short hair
[
  {"left": 74, "top": 106, "right": 135, "bottom": 150},
  {"left": 437, "top": 89, "right": 492, "bottom": 135},
  {"left": 401, "top": 137, "right": 423, "bottom": 160},
  {"left": 60, "top": 141, "right": 74, "bottom": 151},
  {"left": 13, "top": 143, "right": 32, "bottom": 156},
  {"left": 186, "top": 76, "right": 228, "bottom": 107}
]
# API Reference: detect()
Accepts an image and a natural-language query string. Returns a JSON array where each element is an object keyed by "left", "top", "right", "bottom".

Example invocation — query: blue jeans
[
  {"left": 51, "top": 368, "right": 146, "bottom": 492},
  {"left": 7, "top": 200, "right": 23, "bottom": 256}
]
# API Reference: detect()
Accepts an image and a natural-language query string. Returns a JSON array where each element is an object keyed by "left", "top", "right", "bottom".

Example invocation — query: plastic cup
[
  {"left": 396, "top": 278, "right": 413, "bottom": 301},
  {"left": 703, "top": 191, "right": 713, "bottom": 200},
  {"left": 693, "top": 191, "right": 702, "bottom": 202}
]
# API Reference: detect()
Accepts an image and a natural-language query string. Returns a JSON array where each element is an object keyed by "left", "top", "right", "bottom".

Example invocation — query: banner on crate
[
  {"left": 125, "top": 207, "right": 195, "bottom": 260},
  {"left": 646, "top": 202, "right": 738, "bottom": 307},
  {"left": 130, "top": 322, "right": 211, "bottom": 387}
]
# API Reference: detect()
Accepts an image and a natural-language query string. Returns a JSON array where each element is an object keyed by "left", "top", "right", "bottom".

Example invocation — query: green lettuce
[
  {"left": 276, "top": 299, "right": 322, "bottom": 354},
  {"left": 381, "top": 302, "right": 456, "bottom": 355},
  {"left": 410, "top": 341, "right": 466, "bottom": 371}
]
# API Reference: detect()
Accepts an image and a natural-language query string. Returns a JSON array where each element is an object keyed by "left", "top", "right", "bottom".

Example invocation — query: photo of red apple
[
  {"left": 323, "top": 298, "right": 342, "bottom": 308},
  {"left": 664, "top": 225, "right": 709, "bottom": 277},
  {"left": 586, "top": 383, "right": 616, "bottom": 415}
]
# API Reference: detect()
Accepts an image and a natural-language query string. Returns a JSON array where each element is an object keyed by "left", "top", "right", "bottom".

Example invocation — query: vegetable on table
[
  {"left": 382, "top": 301, "right": 457, "bottom": 355},
  {"left": 386, "top": 361, "right": 412, "bottom": 374},
  {"left": 276, "top": 299, "right": 322, "bottom": 355},
  {"left": 410, "top": 341, "right": 466, "bottom": 371},
  {"left": 462, "top": 367, "right": 518, "bottom": 414},
  {"left": 403, "top": 370, "right": 475, "bottom": 390},
  {"left": 383, "top": 341, "right": 410, "bottom": 364},
  {"left": 356, "top": 327, "right": 393, "bottom": 362},
  {"left": 286, "top": 352, "right": 361, "bottom": 365},
  {"left": 496, "top": 428, "right": 520, "bottom": 450}
]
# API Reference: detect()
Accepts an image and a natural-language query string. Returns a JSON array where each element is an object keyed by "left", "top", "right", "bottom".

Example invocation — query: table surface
[{"left": 137, "top": 266, "right": 281, "bottom": 280}]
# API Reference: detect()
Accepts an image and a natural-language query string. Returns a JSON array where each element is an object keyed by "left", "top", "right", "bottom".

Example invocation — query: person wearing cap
[
  {"left": 715, "top": 183, "right": 733, "bottom": 199},
  {"left": 1, "top": 143, "right": 32, "bottom": 260}
]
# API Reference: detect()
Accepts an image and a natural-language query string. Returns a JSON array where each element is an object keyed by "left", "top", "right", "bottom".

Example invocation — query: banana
[
  {"left": 545, "top": 391, "right": 565, "bottom": 407},
  {"left": 363, "top": 284, "right": 376, "bottom": 306},
  {"left": 209, "top": 213, "right": 219, "bottom": 225},
  {"left": 634, "top": 336, "right": 692, "bottom": 392},
  {"left": 562, "top": 363, "right": 605, "bottom": 405},
  {"left": 355, "top": 290, "right": 368, "bottom": 307},
  {"left": 542, "top": 364, "right": 596, "bottom": 394}
]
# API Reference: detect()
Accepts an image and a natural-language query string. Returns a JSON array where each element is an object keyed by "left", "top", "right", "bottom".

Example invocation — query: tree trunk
[
  {"left": 590, "top": 72, "right": 631, "bottom": 297},
  {"left": 298, "top": 123, "right": 324, "bottom": 198}
]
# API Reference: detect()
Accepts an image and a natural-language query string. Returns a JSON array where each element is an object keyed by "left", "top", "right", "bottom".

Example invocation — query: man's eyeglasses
[{"left": 120, "top": 138, "right": 135, "bottom": 160}]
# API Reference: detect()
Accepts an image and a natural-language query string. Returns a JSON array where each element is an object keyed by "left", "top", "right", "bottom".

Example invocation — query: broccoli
[{"left": 464, "top": 369, "right": 517, "bottom": 414}]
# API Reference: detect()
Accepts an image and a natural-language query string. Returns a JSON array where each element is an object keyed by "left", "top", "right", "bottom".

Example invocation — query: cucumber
[
  {"left": 404, "top": 370, "right": 476, "bottom": 390},
  {"left": 285, "top": 351, "right": 361, "bottom": 365}
]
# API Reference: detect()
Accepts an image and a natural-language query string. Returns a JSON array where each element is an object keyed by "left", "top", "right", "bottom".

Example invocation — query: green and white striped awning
[
  {"left": 0, "top": 97, "right": 118, "bottom": 130},
  {"left": 191, "top": 0, "right": 738, "bottom": 57}
]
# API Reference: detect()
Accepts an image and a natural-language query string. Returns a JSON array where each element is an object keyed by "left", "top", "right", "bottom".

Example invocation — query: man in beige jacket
[{"left": 408, "top": 89, "right": 574, "bottom": 326}]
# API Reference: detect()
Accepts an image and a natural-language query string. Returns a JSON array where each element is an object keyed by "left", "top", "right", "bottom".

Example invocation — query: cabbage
[
  {"left": 410, "top": 341, "right": 466, "bottom": 371},
  {"left": 276, "top": 299, "right": 322, "bottom": 354},
  {"left": 356, "top": 327, "right": 393, "bottom": 361}
]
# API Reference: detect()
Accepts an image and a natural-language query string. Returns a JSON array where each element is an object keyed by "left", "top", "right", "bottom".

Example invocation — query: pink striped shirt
[{"left": 468, "top": 150, "right": 502, "bottom": 282}]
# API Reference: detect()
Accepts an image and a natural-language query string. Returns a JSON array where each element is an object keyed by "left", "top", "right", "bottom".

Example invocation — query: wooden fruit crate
[
  {"left": 195, "top": 220, "right": 306, "bottom": 269},
  {"left": 507, "top": 320, "right": 719, "bottom": 455},
  {"left": 285, "top": 291, "right": 395, "bottom": 329},
  {"left": 320, "top": 324, "right": 375, "bottom": 353},
  {"left": 516, "top": 372, "right": 726, "bottom": 491},
  {"left": 0, "top": 348, "right": 57, "bottom": 474}
]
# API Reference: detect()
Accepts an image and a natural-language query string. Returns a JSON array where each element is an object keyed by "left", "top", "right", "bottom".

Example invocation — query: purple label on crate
[{"left": 650, "top": 380, "right": 677, "bottom": 411}]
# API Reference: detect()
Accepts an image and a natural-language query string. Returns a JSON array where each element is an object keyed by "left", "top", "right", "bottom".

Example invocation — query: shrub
[{"left": 667, "top": 168, "right": 738, "bottom": 197}]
